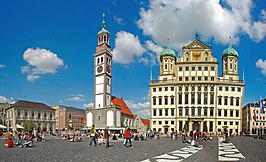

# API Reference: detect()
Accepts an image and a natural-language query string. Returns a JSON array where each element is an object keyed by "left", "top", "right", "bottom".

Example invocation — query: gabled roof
[
  {"left": 9, "top": 100, "right": 53, "bottom": 110},
  {"left": 182, "top": 39, "right": 211, "bottom": 50},
  {"left": 133, "top": 114, "right": 138, "bottom": 120},
  {"left": 111, "top": 96, "right": 133, "bottom": 116},
  {"left": 140, "top": 118, "right": 150, "bottom": 127}
]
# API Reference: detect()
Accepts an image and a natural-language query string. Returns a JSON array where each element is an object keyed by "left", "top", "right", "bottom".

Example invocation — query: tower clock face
[
  {"left": 106, "top": 65, "right": 111, "bottom": 73},
  {"left": 97, "top": 66, "right": 103, "bottom": 73}
]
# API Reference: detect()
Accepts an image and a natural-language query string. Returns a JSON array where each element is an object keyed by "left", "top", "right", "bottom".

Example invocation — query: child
[{"left": 5, "top": 138, "right": 14, "bottom": 148}]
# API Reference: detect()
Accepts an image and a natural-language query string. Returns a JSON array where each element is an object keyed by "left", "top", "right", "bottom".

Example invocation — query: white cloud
[
  {"left": 114, "top": 16, "right": 125, "bottom": 25},
  {"left": 21, "top": 48, "right": 65, "bottom": 81},
  {"left": 112, "top": 31, "right": 145, "bottom": 64},
  {"left": 0, "top": 64, "right": 6, "bottom": 69},
  {"left": 256, "top": 59, "right": 266, "bottom": 76},
  {"left": 0, "top": 95, "right": 13, "bottom": 103},
  {"left": 125, "top": 99, "right": 150, "bottom": 119},
  {"left": 84, "top": 102, "right": 94, "bottom": 109},
  {"left": 66, "top": 94, "right": 86, "bottom": 102},
  {"left": 137, "top": 0, "right": 266, "bottom": 49}
]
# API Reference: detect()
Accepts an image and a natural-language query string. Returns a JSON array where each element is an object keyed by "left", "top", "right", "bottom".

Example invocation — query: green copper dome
[
  {"left": 223, "top": 44, "right": 238, "bottom": 57},
  {"left": 98, "top": 20, "right": 109, "bottom": 35},
  {"left": 160, "top": 47, "right": 176, "bottom": 57}
]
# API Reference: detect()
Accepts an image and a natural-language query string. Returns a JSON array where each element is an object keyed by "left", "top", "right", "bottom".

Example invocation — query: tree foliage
[{"left": 23, "top": 121, "right": 36, "bottom": 132}]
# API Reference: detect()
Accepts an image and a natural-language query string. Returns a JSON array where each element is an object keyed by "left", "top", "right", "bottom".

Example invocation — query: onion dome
[
  {"left": 223, "top": 44, "right": 238, "bottom": 57},
  {"left": 160, "top": 47, "right": 176, "bottom": 57}
]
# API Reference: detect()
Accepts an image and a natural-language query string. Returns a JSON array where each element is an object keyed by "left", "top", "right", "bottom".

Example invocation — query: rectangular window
[
  {"left": 224, "top": 97, "right": 228, "bottom": 105},
  {"left": 231, "top": 87, "right": 235, "bottom": 91},
  {"left": 179, "top": 86, "right": 182, "bottom": 91},
  {"left": 159, "top": 109, "right": 162, "bottom": 116},
  {"left": 178, "top": 94, "right": 182, "bottom": 104},
  {"left": 191, "top": 93, "right": 195, "bottom": 104},
  {"left": 159, "top": 98, "right": 162, "bottom": 105},
  {"left": 197, "top": 93, "right": 201, "bottom": 104},
  {"left": 171, "top": 108, "right": 174, "bottom": 116},
  {"left": 230, "top": 97, "right": 234, "bottom": 106},
  {"left": 236, "top": 110, "right": 239, "bottom": 117},
  {"left": 210, "top": 108, "right": 214, "bottom": 116},
  {"left": 224, "top": 110, "right": 228, "bottom": 117},
  {"left": 159, "top": 87, "right": 162, "bottom": 91},
  {"left": 209, "top": 121, "right": 213, "bottom": 132},
  {"left": 153, "top": 109, "right": 156, "bottom": 116},
  {"left": 218, "top": 97, "right": 222, "bottom": 105},
  {"left": 198, "top": 108, "right": 201, "bottom": 116},
  {"left": 153, "top": 88, "right": 156, "bottom": 92},
  {"left": 219, "top": 86, "right": 223, "bottom": 91},
  {"left": 237, "top": 87, "right": 241, "bottom": 92},
  {"left": 164, "top": 87, "right": 168, "bottom": 91},
  {"left": 165, "top": 97, "right": 168, "bottom": 105},
  {"left": 165, "top": 109, "right": 168, "bottom": 116},
  {"left": 230, "top": 110, "right": 234, "bottom": 117},
  {"left": 211, "top": 67, "right": 215, "bottom": 71},
  {"left": 185, "top": 108, "right": 189, "bottom": 116},
  {"left": 171, "top": 97, "right": 174, "bottom": 105},
  {"left": 204, "top": 67, "right": 208, "bottom": 71},
  {"left": 224, "top": 121, "right": 227, "bottom": 125},
  {"left": 192, "top": 67, "right": 195, "bottom": 71},
  {"left": 204, "top": 77, "right": 208, "bottom": 81},
  {"left": 179, "top": 77, "right": 182, "bottom": 81},
  {"left": 211, "top": 77, "right": 214, "bottom": 81},
  {"left": 153, "top": 98, "right": 156, "bottom": 105},
  {"left": 185, "top": 94, "right": 189, "bottom": 104},
  {"left": 204, "top": 93, "right": 208, "bottom": 104},
  {"left": 171, "top": 87, "right": 174, "bottom": 91},
  {"left": 159, "top": 121, "right": 162, "bottom": 125},
  {"left": 191, "top": 107, "right": 195, "bottom": 116},
  {"left": 204, "top": 108, "right": 208, "bottom": 116},
  {"left": 230, "top": 121, "right": 233, "bottom": 125},
  {"left": 185, "top": 77, "right": 189, "bottom": 81},
  {"left": 210, "top": 94, "right": 214, "bottom": 105},
  {"left": 179, "top": 107, "right": 183, "bottom": 116},
  {"left": 225, "top": 87, "right": 229, "bottom": 91},
  {"left": 236, "top": 98, "right": 240, "bottom": 106},
  {"left": 218, "top": 109, "right": 221, "bottom": 116},
  {"left": 236, "top": 121, "right": 239, "bottom": 125},
  {"left": 153, "top": 121, "right": 156, "bottom": 125},
  {"left": 165, "top": 121, "right": 168, "bottom": 124},
  {"left": 198, "top": 67, "right": 202, "bottom": 71},
  {"left": 218, "top": 121, "right": 221, "bottom": 125},
  {"left": 171, "top": 121, "right": 174, "bottom": 125},
  {"left": 179, "top": 67, "right": 182, "bottom": 71},
  {"left": 186, "top": 67, "right": 189, "bottom": 71},
  {"left": 192, "top": 77, "right": 195, "bottom": 81},
  {"left": 198, "top": 77, "right": 202, "bottom": 81},
  {"left": 179, "top": 121, "right": 183, "bottom": 131}
]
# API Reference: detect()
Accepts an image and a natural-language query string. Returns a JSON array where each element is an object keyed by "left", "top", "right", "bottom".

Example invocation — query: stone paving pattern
[{"left": 0, "top": 136, "right": 265, "bottom": 162}]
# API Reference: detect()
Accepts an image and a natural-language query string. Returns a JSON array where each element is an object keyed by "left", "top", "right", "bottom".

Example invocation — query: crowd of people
[{"left": 4, "top": 128, "right": 47, "bottom": 148}]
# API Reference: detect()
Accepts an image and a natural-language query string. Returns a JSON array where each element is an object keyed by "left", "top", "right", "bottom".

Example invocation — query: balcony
[
  {"left": 151, "top": 79, "right": 175, "bottom": 84},
  {"left": 217, "top": 78, "right": 244, "bottom": 84}
]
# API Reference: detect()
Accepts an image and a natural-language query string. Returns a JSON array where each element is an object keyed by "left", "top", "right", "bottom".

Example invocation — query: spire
[
  {"left": 150, "top": 68, "right": 153, "bottom": 81},
  {"left": 195, "top": 32, "right": 199, "bottom": 40},
  {"left": 229, "top": 36, "right": 232, "bottom": 48},
  {"left": 167, "top": 37, "right": 170, "bottom": 48},
  {"left": 102, "top": 13, "right": 106, "bottom": 29}
]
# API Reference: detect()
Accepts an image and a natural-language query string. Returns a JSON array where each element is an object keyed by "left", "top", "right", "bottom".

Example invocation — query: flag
[{"left": 261, "top": 99, "right": 265, "bottom": 114}]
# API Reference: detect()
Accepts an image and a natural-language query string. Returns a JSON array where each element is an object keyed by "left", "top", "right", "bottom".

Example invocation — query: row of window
[
  {"left": 96, "top": 56, "right": 111, "bottom": 65},
  {"left": 218, "top": 121, "right": 239, "bottom": 126},
  {"left": 153, "top": 95, "right": 240, "bottom": 106},
  {"left": 179, "top": 66, "right": 215, "bottom": 72},
  {"left": 153, "top": 86, "right": 241, "bottom": 92},
  {"left": 153, "top": 107, "right": 215, "bottom": 117},
  {"left": 178, "top": 76, "right": 215, "bottom": 82},
  {"left": 17, "top": 111, "right": 53, "bottom": 119},
  {"left": 217, "top": 109, "right": 240, "bottom": 117}
]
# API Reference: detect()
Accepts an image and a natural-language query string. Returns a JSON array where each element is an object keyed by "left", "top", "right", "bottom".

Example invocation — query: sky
[{"left": 0, "top": 0, "right": 266, "bottom": 119}]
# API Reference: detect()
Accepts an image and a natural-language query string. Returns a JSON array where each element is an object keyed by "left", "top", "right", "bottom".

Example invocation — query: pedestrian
[
  {"left": 104, "top": 127, "right": 110, "bottom": 148},
  {"left": 124, "top": 127, "right": 133, "bottom": 148},
  {"left": 5, "top": 138, "right": 14, "bottom": 148},
  {"left": 89, "top": 125, "right": 98, "bottom": 147}
]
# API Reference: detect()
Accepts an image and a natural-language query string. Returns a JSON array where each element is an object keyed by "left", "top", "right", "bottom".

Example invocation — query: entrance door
[
  {"left": 164, "top": 128, "right": 168, "bottom": 134},
  {"left": 192, "top": 122, "right": 200, "bottom": 131}
]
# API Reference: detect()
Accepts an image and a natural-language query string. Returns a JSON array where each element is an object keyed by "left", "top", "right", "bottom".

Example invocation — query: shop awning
[{"left": 16, "top": 124, "right": 24, "bottom": 129}]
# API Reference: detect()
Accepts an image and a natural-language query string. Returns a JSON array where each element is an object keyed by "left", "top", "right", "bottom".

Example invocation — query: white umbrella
[
  {"left": 0, "top": 124, "right": 7, "bottom": 129},
  {"left": 16, "top": 124, "right": 24, "bottom": 129}
]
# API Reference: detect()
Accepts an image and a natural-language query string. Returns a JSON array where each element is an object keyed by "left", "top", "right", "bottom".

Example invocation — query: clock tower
[{"left": 94, "top": 16, "right": 112, "bottom": 109}]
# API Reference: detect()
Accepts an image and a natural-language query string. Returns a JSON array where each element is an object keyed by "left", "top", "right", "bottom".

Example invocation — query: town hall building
[{"left": 150, "top": 36, "right": 245, "bottom": 135}]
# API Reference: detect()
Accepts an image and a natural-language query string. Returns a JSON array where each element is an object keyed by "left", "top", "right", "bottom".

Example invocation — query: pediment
[{"left": 183, "top": 39, "right": 211, "bottom": 50}]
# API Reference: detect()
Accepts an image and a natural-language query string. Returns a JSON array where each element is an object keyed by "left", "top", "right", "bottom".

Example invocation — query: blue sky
[{"left": 0, "top": 0, "right": 266, "bottom": 119}]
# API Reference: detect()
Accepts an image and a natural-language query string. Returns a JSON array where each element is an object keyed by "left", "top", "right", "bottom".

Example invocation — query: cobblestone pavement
[{"left": 0, "top": 136, "right": 265, "bottom": 162}]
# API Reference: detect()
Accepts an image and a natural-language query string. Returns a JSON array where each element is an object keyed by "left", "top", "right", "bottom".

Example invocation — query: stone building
[
  {"left": 242, "top": 99, "right": 266, "bottom": 135},
  {"left": 5, "top": 100, "right": 55, "bottom": 132},
  {"left": 52, "top": 105, "right": 85, "bottom": 131},
  {"left": 150, "top": 36, "right": 244, "bottom": 135}
]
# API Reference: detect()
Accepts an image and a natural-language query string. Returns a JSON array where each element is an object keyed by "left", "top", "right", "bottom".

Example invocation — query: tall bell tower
[{"left": 94, "top": 14, "right": 112, "bottom": 109}]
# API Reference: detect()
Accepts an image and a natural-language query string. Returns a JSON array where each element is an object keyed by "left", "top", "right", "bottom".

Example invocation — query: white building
[{"left": 150, "top": 36, "right": 244, "bottom": 135}]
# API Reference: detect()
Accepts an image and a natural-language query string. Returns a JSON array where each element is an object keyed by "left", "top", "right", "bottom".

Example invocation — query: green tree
[{"left": 23, "top": 121, "right": 36, "bottom": 132}]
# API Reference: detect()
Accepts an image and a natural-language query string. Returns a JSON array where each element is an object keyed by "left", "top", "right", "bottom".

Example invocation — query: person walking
[
  {"left": 104, "top": 127, "right": 110, "bottom": 148},
  {"left": 124, "top": 127, "right": 133, "bottom": 148},
  {"left": 89, "top": 125, "right": 98, "bottom": 147}
]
